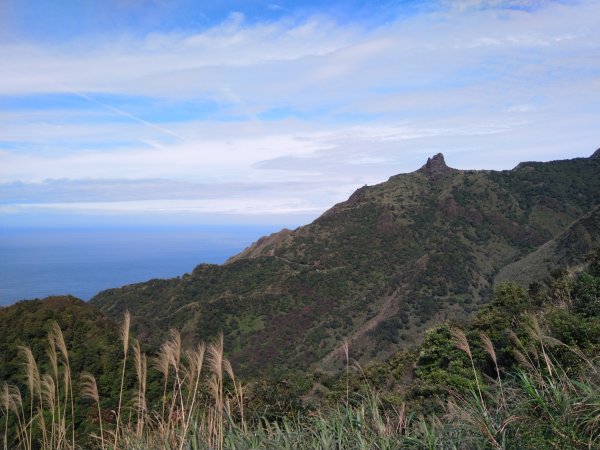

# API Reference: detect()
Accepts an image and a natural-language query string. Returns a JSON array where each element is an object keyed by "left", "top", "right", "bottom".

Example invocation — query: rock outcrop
[{"left": 419, "top": 153, "right": 454, "bottom": 180}]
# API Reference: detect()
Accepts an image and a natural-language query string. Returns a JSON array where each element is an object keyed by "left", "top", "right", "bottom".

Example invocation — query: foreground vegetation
[{"left": 2, "top": 252, "right": 599, "bottom": 449}]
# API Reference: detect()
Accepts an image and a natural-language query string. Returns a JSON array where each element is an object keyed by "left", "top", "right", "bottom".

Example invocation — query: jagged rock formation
[{"left": 419, "top": 153, "right": 455, "bottom": 181}]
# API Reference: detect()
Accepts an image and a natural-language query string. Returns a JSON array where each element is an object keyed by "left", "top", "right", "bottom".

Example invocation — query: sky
[{"left": 1, "top": 0, "right": 599, "bottom": 228}]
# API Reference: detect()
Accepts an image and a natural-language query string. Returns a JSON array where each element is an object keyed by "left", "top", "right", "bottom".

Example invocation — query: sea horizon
[{"left": 0, "top": 224, "right": 286, "bottom": 307}]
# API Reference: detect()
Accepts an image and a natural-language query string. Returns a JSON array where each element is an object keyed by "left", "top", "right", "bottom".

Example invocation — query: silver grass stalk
[
  {"left": 343, "top": 338, "right": 350, "bottom": 404},
  {"left": 51, "top": 322, "right": 74, "bottom": 449},
  {"left": 154, "top": 340, "right": 171, "bottom": 425},
  {"left": 179, "top": 342, "right": 206, "bottom": 450},
  {"left": 208, "top": 333, "right": 224, "bottom": 450},
  {"left": 165, "top": 329, "right": 185, "bottom": 441},
  {"left": 479, "top": 332, "right": 505, "bottom": 406},
  {"left": 40, "top": 374, "right": 56, "bottom": 449},
  {"left": 114, "top": 310, "right": 130, "bottom": 447},
  {"left": 81, "top": 372, "right": 105, "bottom": 450},
  {"left": 451, "top": 327, "right": 486, "bottom": 411},
  {"left": 46, "top": 331, "right": 61, "bottom": 450},
  {"left": 132, "top": 339, "right": 147, "bottom": 438},
  {"left": 8, "top": 386, "right": 26, "bottom": 450},
  {"left": 526, "top": 314, "right": 554, "bottom": 377},
  {"left": 19, "top": 345, "right": 45, "bottom": 449},
  {"left": 223, "top": 357, "right": 245, "bottom": 431},
  {"left": 1, "top": 382, "right": 10, "bottom": 450}
]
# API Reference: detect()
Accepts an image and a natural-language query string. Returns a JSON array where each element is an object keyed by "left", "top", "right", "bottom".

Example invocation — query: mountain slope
[
  {"left": 496, "top": 204, "right": 600, "bottom": 285},
  {"left": 90, "top": 151, "right": 600, "bottom": 375}
]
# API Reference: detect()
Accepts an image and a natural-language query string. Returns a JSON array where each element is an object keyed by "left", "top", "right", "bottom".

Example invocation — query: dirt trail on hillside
[{"left": 321, "top": 286, "right": 406, "bottom": 365}]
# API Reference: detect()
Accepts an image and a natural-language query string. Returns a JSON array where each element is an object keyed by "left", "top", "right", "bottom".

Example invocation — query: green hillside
[
  {"left": 1, "top": 202, "right": 599, "bottom": 449},
  {"left": 0, "top": 297, "right": 133, "bottom": 444},
  {"left": 496, "top": 204, "right": 600, "bottom": 285},
  {"left": 0, "top": 296, "right": 119, "bottom": 385},
  {"left": 90, "top": 152, "right": 600, "bottom": 375}
]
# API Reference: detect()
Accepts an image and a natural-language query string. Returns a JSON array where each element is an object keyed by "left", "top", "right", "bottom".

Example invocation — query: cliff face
[{"left": 91, "top": 152, "right": 600, "bottom": 375}]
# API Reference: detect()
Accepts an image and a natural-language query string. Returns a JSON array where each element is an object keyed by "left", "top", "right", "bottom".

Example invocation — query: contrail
[
  {"left": 69, "top": 90, "right": 186, "bottom": 141},
  {"left": 0, "top": 35, "right": 187, "bottom": 142}
]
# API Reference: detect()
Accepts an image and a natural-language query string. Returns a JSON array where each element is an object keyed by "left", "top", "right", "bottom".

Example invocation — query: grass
[{"left": 1, "top": 307, "right": 599, "bottom": 449}]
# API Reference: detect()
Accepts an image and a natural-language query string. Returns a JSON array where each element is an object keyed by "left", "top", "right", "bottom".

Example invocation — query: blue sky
[
  {"left": 1, "top": 0, "right": 599, "bottom": 226},
  {"left": 1, "top": 1, "right": 425, "bottom": 40}
]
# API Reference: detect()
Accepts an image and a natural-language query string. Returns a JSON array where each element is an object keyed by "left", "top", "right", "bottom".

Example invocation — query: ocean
[{"left": 0, "top": 225, "right": 279, "bottom": 306}]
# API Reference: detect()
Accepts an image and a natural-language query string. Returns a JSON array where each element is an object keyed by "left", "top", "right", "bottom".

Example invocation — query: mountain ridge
[{"left": 90, "top": 150, "right": 600, "bottom": 375}]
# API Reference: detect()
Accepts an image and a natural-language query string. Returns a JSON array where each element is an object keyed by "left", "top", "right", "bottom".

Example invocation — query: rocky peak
[
  {"left": 591, "top": 148, "right": 600, "bottom": 159},
  {"left": 419, "top": 153, "right": 451, "bottom": 180}
]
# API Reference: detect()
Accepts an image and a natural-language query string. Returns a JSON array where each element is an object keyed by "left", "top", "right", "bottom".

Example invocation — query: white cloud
[
  {"left": 0, "top": 198, "right": 328, "bottom": 217},
  {"left": 1, "top": 0, "right": 599, "bottom": 220}
]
